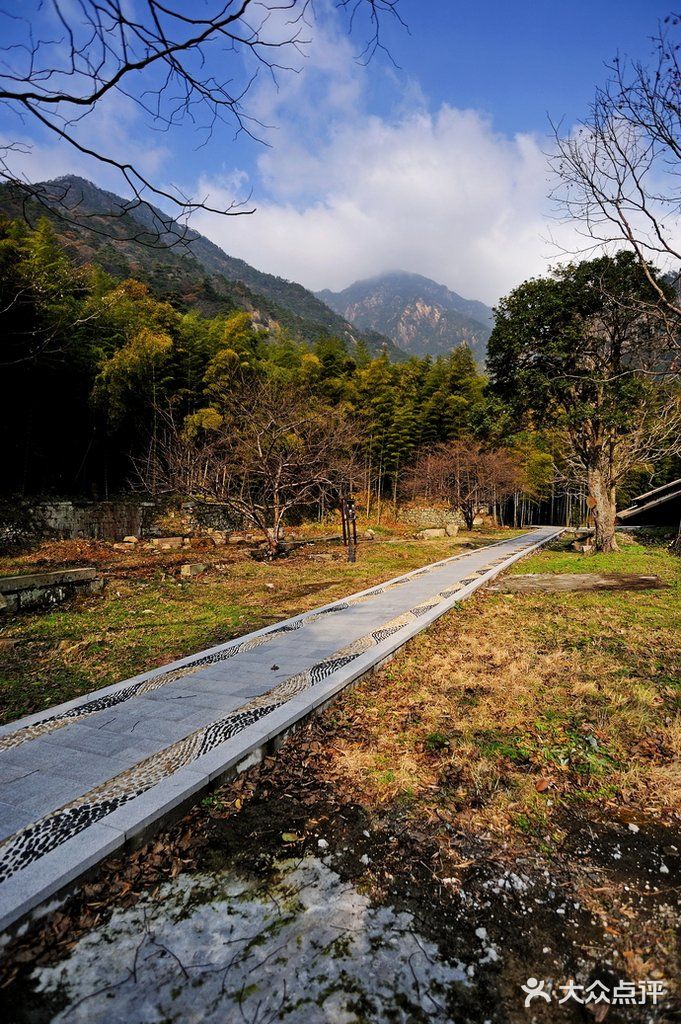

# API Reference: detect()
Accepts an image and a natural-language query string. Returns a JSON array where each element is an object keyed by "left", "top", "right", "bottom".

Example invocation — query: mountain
[
  {"left": 317, "top": 271, "right": 494, "bottom": 362},
  {"left": 0, "top": 176, "right": 404, "bottom": 359}
]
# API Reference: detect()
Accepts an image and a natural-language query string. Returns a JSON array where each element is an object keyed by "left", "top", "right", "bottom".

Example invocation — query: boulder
[
  {"left": 445, "top": 523, "right": 459, "bottom": 537},
  {"left": 180, "top": 563, "right": 206, "bottom": 577},
  {"left": 572, "top": 540, "right": 593, "bottom": 553},
  {"left": 364, "top": 529, "right": 375, "bottom": 540},
  {"left": 417, "top": 528, "right": 446, "bottom": 539},
  {"left": 123, "top": 535, "right": 139, "bottom": 544}
]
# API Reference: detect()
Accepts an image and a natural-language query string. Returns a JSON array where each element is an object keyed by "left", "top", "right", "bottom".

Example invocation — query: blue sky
[
  {"left": 382, "top": 1, "right": 668, "bottom": 135},
  {"left": 0, "top": 0, "right": 671, "bottom": 302}
]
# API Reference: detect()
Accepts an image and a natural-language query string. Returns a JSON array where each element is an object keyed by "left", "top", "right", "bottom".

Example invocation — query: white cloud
[
  {"left": 185, "top": 6, "right": 581, "bottom": 306},
  {"left": 1, "top": 89, "right": 172, "bottom": 199},
  {"left": 0, "top": 1, "right": 583, "bottom": 305},
  {"left": 192, "top": 103, "right": 579, "bottom": 305}
]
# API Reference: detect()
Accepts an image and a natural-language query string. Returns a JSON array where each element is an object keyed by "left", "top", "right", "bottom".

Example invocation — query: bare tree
[
  {"left": 404, "top": 439, "right": 523, "bottom": 531},
  {"left": 551, "top": 14, "right": 681, "bottom": 341},
  {"left": 0, "top": 1, "right": 403, "bottom": 241},
  {"left": 141, "top": 381, "right": 361, "bottom": 555}
]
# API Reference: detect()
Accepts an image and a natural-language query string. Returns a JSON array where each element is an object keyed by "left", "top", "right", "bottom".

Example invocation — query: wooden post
[{"left": 342, "top": 496, "right": 357, "bottom": 563}]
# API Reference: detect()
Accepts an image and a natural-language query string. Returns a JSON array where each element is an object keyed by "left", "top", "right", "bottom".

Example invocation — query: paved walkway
[{"left": 0, "top": 527, "right": 561, "bottom": 930}]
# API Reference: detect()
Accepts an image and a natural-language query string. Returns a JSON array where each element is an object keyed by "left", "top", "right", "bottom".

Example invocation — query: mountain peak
[{"left": 316, "top": 272, "right": 493, "bottom": 362}]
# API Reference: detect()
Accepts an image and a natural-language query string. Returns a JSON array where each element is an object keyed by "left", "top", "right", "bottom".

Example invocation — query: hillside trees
[
  {"left": 1, "top": 216, "right": 498, "bottom": 506},
  {"left": 0, "top": 218, "right": 103, "bottom": 492},
  {"left": 349, "top": 347, "right": 487, "bottom": 509},
  {"left": 488, "top": 253, "right": 681, "bottom": 551}
]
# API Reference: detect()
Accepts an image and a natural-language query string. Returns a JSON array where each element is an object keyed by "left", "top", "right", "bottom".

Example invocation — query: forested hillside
[
  {"left": 2, "top": 216, "right": 676, "bottom": 541},
  {"left": 0, "top": 216, "right": 520, "bottom": 499},
  {"left": 0, "top": 177, "right": 404, "bottom": 360}
]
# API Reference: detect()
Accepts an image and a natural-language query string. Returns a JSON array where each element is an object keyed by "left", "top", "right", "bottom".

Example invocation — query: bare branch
[
  {"left": 0, "top": 0, "right": 404, "bottom": 243},
  {"left": 550, "top": 16, "right": 681, "bottom": 335},
  {"left": 136, "top": 381, "right": 362, "bottom": 555}
]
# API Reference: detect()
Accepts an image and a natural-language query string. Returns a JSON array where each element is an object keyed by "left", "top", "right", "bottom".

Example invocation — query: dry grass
[{"left": 322, "top": 538, "right": 681, "bottom": 843}]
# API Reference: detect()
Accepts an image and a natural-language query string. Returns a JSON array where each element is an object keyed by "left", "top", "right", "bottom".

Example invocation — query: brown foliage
[{"left": 403, "top": 439, "right": 524, "bottom": 529}]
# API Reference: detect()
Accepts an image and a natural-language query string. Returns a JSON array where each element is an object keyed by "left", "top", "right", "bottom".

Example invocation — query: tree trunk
[
  {"left": 588, "top": 466, "right": 619, "bottom": 553},
  {"left": 461, "top": 504, "right": 475, "bottom": 531},
  {"left": 265, "top": 525, "right": 285, "bottom": 558}
]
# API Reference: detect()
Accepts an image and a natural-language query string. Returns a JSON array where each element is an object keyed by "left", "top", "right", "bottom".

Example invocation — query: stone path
[{"left": 0, "top": 527, "right": 561, "bottom": 931}]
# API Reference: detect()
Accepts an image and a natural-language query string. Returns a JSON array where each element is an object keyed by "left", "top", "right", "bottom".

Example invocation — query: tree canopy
[{"left": 488, "top": 252, "right": 681, "bottom": 549}]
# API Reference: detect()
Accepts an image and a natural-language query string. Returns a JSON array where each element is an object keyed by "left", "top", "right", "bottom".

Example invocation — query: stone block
[
  {"left": 417, "top": 528, "right": 446, "bottom": 539},
  {"left": 0, "top": 568, "right": 103, "bottom": 612},
  {"left": 152, "top": 536, "right": 184, "bottom": 550},
  {"left": 0, "top": 821, "right": 125, "bottom": 932},
  {"left": 0, "top": 569, "right": 99, "bottom": 593},
  {"left": 0, "top": 799, "right": 37, "bottom": 840},
  {"left": 123, "top": 536, "right": 139, "bottom": 544},
  {"left": 180, "top": 563, "right": 206, "bottom": 577}
]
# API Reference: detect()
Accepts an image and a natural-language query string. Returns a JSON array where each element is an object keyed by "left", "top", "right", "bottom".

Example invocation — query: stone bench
[{"left": 0, "top": 568, "right": 104, "bottom": 613}]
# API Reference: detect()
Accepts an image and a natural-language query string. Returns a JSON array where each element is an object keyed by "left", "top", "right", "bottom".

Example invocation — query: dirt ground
[{"left": 490, "top": 573, "right": 668, "bottom": 593}]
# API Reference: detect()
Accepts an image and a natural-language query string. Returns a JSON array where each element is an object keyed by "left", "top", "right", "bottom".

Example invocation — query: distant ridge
[
  {"left": 0, "top": 175, "right": 404, "bottom": 360},
  {"left": 317, "top": 270, "right": 493, "bottom": 362}
]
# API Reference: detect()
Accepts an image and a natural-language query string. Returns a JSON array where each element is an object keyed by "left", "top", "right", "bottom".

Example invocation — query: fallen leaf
[{"left": 535, "top": 778, "right": 551, "bottom": 792}]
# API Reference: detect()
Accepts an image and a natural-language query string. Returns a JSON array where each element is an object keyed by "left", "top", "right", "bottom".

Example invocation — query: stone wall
[
  {"left": 0, "top": 499, "right": 244, "bottom": 549},
  {"left": 0, "top": 500, "right": 157, "bottom": 547},
  {"left": 397, "top": 506, "right": 465, "bottom": 530},
  {"left": 143, "top": 501, "right": 243, "bottom": 538}
]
